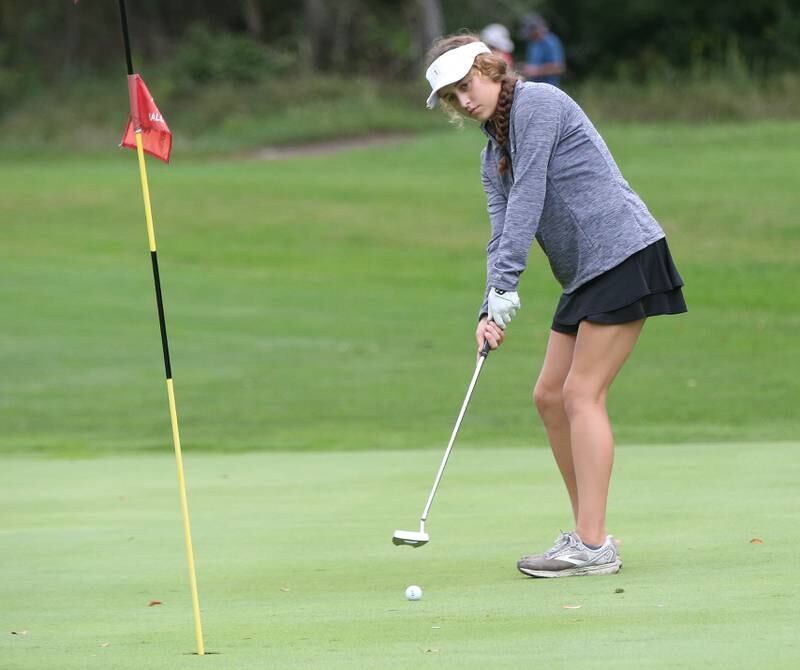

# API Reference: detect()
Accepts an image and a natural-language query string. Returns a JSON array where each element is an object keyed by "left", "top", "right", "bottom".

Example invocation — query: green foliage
[
  {"left": 3, "top": 1, "right": 800, "bottom": 89},
  {"left": 2, "top": 1, "right": 800, "bottom": 137},
  {"left": 541, "top": 0, "right": 800, "bottom": 81},
  {"left": 0, "top": 45, "right": 25, "bottom": 111},
  {"left": 166, "top": 24, "right": 295, "bottom": 93}
]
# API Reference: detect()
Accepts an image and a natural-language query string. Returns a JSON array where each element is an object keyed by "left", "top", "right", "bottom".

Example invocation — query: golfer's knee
[
  {"left": 562, "top": 376, "right": 605, "bottom": 420},
  {"left": 533, "top": 382, "right": 564, "bottom": 420}
]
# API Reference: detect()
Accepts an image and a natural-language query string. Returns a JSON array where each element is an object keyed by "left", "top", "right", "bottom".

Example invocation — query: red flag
[{"left": 120, "top": 74, "right": 172, "bottom": 163}]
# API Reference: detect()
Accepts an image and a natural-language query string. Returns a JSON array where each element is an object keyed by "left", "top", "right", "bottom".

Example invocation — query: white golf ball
[{"left": 405, "top": 585, "right": 422, "bottom": 601}]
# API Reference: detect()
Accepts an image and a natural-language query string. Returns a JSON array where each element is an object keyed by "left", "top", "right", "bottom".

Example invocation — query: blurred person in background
[
  {"left": 520, "top": 13, "right": 565, "bottom": 86},
  {"left": 480, "top": 23, "right": 515, "bottom": 68}
]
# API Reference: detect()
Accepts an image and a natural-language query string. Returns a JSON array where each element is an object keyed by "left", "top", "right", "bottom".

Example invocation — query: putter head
[{"left": 392, "top": 529, "right": 430, "bottom": 548}]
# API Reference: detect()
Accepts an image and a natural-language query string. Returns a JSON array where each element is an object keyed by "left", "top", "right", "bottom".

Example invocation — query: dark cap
[{"left": 520, "top": 13, "right": 547, "bottom": 36}]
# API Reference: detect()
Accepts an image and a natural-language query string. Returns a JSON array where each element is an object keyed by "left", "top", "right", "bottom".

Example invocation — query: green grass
[
  {"left": 574, "top": 71, "right": 800, "bottom": 122},
  {"left": 2, "top": 442, "right": 798, "bottom": 669},
  {"left": 1, "top": 122, "right": 798, "bottom": 667},
  {"left": 1, "top": 122, "right": 799, "bottom": 455}
]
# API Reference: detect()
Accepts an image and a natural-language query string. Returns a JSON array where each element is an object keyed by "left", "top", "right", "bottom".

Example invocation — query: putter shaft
[{"left": 420, "top": 343, "right": 490, "bottom": 523}]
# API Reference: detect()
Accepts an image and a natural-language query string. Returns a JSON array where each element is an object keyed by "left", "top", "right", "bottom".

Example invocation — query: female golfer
[{"left": 425, "top": 35, "right": 686, "bottom": 577}]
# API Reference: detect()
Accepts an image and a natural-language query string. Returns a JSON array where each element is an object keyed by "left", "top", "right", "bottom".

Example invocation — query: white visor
[{"left": 425, "top": 41, "right": 492, "bottom": 109}]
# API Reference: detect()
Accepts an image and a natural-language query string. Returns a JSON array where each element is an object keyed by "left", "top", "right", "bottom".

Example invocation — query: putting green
[{"left": 2, "top": 442, "right": 797, "bottom": 669}]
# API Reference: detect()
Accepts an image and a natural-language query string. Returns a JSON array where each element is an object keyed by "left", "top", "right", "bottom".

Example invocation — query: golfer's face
[{"left": 440, "top": 71, "right": 500, "bottom": 122}]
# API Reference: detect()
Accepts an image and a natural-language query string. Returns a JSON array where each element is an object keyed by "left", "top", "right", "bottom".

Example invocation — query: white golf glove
[{"left": 487, "top": 287, "right": 520, "bottom": 330}]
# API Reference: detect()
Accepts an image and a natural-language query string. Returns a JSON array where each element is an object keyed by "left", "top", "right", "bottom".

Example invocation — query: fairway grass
[
  {"left": 2, "top": 443, "right": 798, "bottom": 669},
  {"left": 2, "top": 123, "right": 800, "bottom": 456}
]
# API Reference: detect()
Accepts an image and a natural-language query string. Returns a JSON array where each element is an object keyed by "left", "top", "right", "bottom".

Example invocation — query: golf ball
[{"left": 405, "top": 585, "right": 422, "bottom": 601}]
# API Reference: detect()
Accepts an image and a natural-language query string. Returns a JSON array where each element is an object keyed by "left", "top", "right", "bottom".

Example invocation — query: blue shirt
[{"left": 525, "top": 33, "right": 564, "bottom": 87}]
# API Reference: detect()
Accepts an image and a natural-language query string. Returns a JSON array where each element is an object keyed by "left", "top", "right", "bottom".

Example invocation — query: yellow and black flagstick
[
  {"left": 134, "top": 132, "right": 205, "bottom": 656},
  {"left": 118, "top": 0, "right": 205, "bottom": 656}
]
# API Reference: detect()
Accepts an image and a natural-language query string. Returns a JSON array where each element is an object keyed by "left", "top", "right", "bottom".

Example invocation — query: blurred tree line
[{"left": 1, "top": 0, "right": 799, "bottom": 90}]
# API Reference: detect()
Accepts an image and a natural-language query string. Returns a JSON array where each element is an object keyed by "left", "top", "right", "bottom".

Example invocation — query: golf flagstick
[
  {"left": 393, "top": 340, "right": 491, "bottom": 547},
  {"left": 117, "top": 0, "right": 205, "bottom": 655}
]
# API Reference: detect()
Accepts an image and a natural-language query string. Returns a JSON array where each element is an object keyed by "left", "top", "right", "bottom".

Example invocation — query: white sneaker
[
  {"left": 517, "top": 531, "right": 621, "bottom": 578},
  {"left": 518, "top": 530, "right": 572, "bottom": 563}
]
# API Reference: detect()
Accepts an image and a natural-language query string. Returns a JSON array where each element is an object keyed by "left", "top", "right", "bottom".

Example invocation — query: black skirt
[{"left": 551, "top": 237, "right": 687, "bottom": 335}]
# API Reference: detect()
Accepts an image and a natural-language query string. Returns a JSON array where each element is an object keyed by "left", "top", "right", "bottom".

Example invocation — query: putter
[{"left": 393, "top": 340, "right": 491, "bottom": 547}]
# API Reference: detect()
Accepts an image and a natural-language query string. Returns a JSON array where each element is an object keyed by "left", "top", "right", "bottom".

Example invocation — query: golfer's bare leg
[
  {"left": 562, "top": 319, "right": 645, "bottom": 547},
  {"left": 533, "top": 329, "right": 578, "bottom": 523}
]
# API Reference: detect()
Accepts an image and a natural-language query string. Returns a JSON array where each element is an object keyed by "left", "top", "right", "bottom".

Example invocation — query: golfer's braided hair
[
  {"left": 490, "top": 77, "right": 517, "bottom": 175},
  {"left": 426, "top": 33, "right": 520, "bottom": 175}
]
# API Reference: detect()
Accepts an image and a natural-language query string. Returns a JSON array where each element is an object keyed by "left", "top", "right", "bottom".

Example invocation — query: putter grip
[{"left": 480, "top": 340, "right": 491, "bottom": 357}]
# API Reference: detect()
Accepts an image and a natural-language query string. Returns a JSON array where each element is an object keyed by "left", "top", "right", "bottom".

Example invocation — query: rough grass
[
  {"left": 3, "top": 72, "right": 800, "bottom": 156},
  {"left": 0, "top": 75, "right": 446, "bottom": 156},
  {"left": 574, "top": 71, "right": 800, "bottom": 122}
]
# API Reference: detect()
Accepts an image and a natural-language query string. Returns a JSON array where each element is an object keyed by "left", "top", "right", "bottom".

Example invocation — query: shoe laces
[{"left": 544, "top": 530, "right": 574, "bottom": 558}]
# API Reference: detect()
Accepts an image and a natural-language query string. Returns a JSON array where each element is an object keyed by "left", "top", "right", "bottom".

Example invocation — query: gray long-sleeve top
[{"left": 479, "top": 81, "right": 664, "bottom": 316}]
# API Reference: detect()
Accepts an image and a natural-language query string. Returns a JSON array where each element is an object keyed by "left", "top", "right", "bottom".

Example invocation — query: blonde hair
[{"left": 426, "top": 33, "right": 520, "bottom": 175}]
